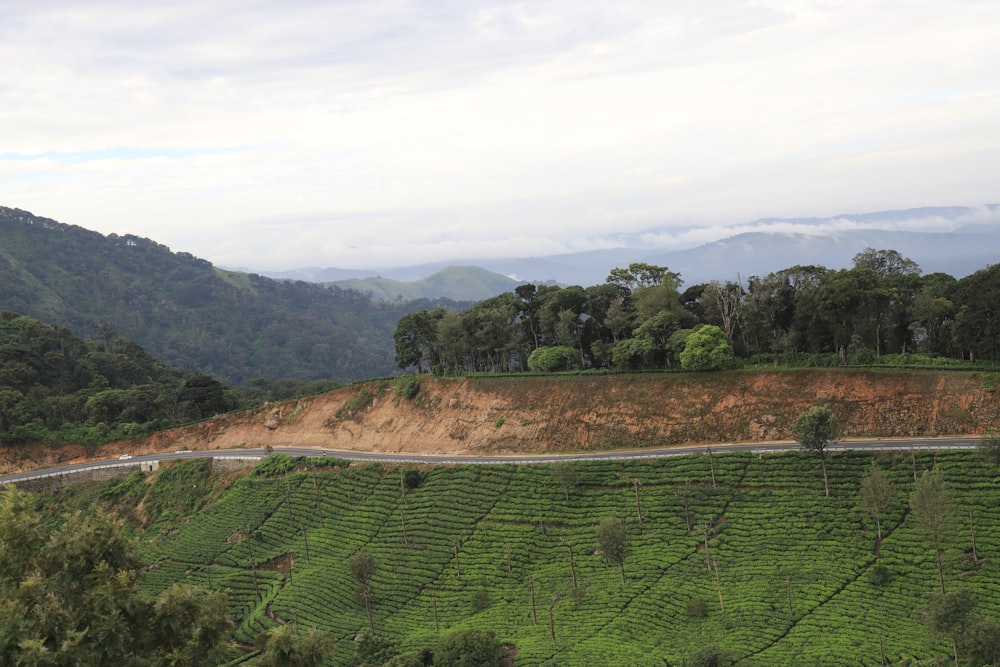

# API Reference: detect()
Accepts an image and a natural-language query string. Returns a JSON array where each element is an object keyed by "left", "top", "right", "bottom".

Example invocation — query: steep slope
[
  {"left": 0, "top": 207, "right": 463, "bottom": 383},
  {"left": 34, "top": 370, "right": 990, "bottom": 467}
]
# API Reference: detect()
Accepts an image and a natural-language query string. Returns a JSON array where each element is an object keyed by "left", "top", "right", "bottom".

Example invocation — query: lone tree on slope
[
  {"left": 860, "top": 460, "right": 896, "bottom": 544},
  {"left": 792, "top": 404, "right": 838, "bottom": 497},
  {"left": 597, "top": 517, "right": 630, "bottom": 586}
]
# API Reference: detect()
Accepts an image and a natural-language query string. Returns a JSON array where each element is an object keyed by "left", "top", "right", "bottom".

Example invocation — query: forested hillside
[
  {"left": 0, "top": 207, "right": 466, "bottom": 383},
  {"left": 0, "top": 311, "right": 273, "bottom": 446}
]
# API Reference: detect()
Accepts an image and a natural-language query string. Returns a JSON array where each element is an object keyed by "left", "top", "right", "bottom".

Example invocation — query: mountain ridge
[{"left": 252, "top": 205, "right": 1000, "bottom": 291}]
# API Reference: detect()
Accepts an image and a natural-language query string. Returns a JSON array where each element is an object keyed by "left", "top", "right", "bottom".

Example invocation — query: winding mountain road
[{"left": 0, "top": 436, "right": 982, "bottom": 487}]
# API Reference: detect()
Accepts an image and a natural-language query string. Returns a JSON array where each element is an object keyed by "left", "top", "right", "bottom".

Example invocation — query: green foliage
[
  {"left": 253, "top": 453, "right": 302, "bottom": 477},
  {"left": 910, "top": 469, "right": 957, "bottom": 593},
  {"left": 792, "top": 405, "right": 838, "bottom": 453},
  {"left": 978, "top": 433, "right": 1000, "bottom": 466},
  {"left": 393, "top": 252, "right": 1000, "bottom": 378},
  {"left": 920, "top": 589, "right": 976, "bottom": 665},
  {"left": 349, "top": 550, "right": 378, "bottom": 584},
  {"left": 597, "top": 517, "right": 630, "bottom": 584},
  {"left": 0, "top": 490, "right": 232, "bottom": 665},
  {"left": 0, "top": 311, "right": 230, "bottom": 446},
  {"left": 860, "top": 461, "right": 896, "bottom": 540},
  {"left": 910, "top": 469, "right": 956, "bottom": 538},
  {"left": 868, "top": 564, "right": 892, "bottom": 586},
  {"left": 396, "top": 374, "right": 421, "bottom": 400},
  {"left": 144, "top": 458, "right": 215, "bottom": 521},
  {"left": 470, "top": 588, "right": 491, "bottom": 613},
  {"left": 551, "top": 461, "right": 581, "bottom": 500},
  {"left": 527, "top": 345, "right": 580, "bottom": 372},
  {"left": 687, "top": 597, "right": 709, "bottom": 618},
  {"left": 0, "top": 207, "right": 465, "bottom": 383},
  {"left": 253, "top": 624, "right": 336, "bottom": 667},
  {"left": 680, "top": 325, "right": 734, "bottom": 371},
  {"left": 336, "top": 387, "right": 376, "bottom": 421},
  {"left": 687, "top": 644, "right": 733, "bottom": 667},
  {"left": 336, "top": 266, "right": 519, "bottom": 303},
  {"left": 42, "top": 450, "right": 1000, "bottom": 666},
  {"left": 401, "top": 468, "right": 424, "bottom": 490},
  {"left": 355, "top": 633, "right": 405, "bottom": 667},
  {"left": 433, "top": 629, "right": 505, "bottom": 667},
  {"left": 383, "top": 652, "right": 429, "bottom": 667}
]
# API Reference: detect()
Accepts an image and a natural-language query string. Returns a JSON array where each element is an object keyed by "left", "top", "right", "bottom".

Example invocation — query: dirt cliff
[{"left": 4, "top": 369, "right": 999, "bottom": 474}]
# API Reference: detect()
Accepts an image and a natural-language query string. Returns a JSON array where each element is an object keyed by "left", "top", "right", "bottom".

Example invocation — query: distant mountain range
[
  {"left": 4, "top": 204, "right": 999, "bottom": 384},
  {"left": 258, "top": 206, "right": 1000, "bottom": 297}
]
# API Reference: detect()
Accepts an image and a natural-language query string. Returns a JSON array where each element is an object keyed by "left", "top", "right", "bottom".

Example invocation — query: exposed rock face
[{"left": 5, "top": 370, "right": 999, "bottom": 474}]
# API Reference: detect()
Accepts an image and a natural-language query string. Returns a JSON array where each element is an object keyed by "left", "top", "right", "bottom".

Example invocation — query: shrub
[
  {"left": 868, "top": 564, "right": 892, "bottom": 586},
  {"left": 252, "top": 453, "right": 300, "bottom": 477},
  {"left": 688, "top": 644, "right": 732, "bottom": 667},
  {"left": 687, "top": 597, "right": 709, "bottom": 618},
  {"left": 679, "top": 325, "right": 734, "bottom": 371},
  {"left": 335, "top": 385, "right": 381, "bottom": 421},
  {"left": 979, "top": 433, "right": 1000, "bottom": 466},
  {"left": 470, "top": 589, "right": 491, "bottom": 613},
  {"left": 434, "top": 629, "right": 505, "bottom": 667},
  {"left": 396, "top": 374, "right": 420, "bottom": 400},
  {"left": 401, "top": 468, "right": 424, "bottom": 490},
  {"left": 848, "top": 348, "right": 877, "bottom": 365},
  {"left": 527, "top": 346, "right": 579, "bottom": 372}
]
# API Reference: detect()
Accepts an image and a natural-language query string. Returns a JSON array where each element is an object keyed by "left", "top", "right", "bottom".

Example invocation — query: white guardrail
[
  {"left": 0, "top": 442, "right": 983, "bottom": 485},
  {"left": 1, "top": 455, "right": 264, "bottom": 485}
]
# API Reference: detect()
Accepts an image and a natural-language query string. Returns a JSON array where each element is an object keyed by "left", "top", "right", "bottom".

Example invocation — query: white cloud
[{"left": 1, "top": 0, "right": 998, "bottom": 270}]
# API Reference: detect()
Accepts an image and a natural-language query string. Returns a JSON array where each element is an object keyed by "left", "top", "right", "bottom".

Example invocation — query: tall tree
[
  {"left": 349, "top": 550, "right": 378, "bottom": 635},
  {"left": 859, "top": 460, "right": 896, "bottom": 543},
  {"left": 910, "top": 469, "right": 957, "bottom": 593},
  {"left": 792, "top": 405, "right": 838, "bottom": 496},
  {"left": 597, "top": 517, "right": 630, "bottom": 585},
  {"left": 921, "top": 589, "right": 975, "bottom": 667}
]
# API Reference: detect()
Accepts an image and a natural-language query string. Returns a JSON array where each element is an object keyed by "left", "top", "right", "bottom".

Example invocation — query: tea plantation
[{"left": 88, "top": 450, "right": 1000, "bottom": 665}]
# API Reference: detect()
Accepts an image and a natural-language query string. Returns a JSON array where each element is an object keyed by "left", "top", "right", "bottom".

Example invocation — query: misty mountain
[
  {"left": 330, "top": 266, "right": 524, "bottom": 302},
  {"left": 257, "top": 206, "right": 1000, "bottom": 292}
]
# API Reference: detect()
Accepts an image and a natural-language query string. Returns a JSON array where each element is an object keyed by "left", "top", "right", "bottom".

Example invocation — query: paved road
[{"left": 0, "top": 436, "right": 982, "bottom": 486}]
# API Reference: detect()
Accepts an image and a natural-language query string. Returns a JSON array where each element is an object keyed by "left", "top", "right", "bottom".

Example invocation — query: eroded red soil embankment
[{"left": 3, "top": 370, "right": 998, "bottom": 475}]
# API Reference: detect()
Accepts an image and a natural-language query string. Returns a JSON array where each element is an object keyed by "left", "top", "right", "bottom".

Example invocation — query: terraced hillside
[{"left": 87, "top": 448, "right": 1000, "bottom": 666}]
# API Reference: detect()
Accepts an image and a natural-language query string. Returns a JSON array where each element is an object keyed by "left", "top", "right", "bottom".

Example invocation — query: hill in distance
[
  {"left": 329, "top": 266, "right": 525, "bottom": 302},
  {"left": 0, "top": 206, "right": 469, "bottom": 384},
  {"left": 259, "top": 206, "right": 1000, "bottom": 292}
]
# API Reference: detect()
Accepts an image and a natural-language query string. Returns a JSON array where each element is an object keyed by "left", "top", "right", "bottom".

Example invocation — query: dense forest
[
  {"left": 394, "top": 251, "right": 1000, "bottom": 375},
  {"left": 0, "top": 312, "right": 340, "bottom": 446},
  {"left": 0, "top": 207, "right": 468, "bottom": 384}
]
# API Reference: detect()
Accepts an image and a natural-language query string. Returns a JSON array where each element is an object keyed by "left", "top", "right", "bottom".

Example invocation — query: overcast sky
[{"left": 2, "top": 0, "right": 998, "bottom": 270}]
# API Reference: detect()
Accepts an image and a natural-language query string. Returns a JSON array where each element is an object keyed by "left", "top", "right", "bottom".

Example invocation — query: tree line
[{"left": 394, "top": 250, "right": 1000, "bottom": 375}]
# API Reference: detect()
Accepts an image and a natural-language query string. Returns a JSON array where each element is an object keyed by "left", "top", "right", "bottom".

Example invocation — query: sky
[{"left": 1, "top": 0, "right": 999, "bottom": 271}]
